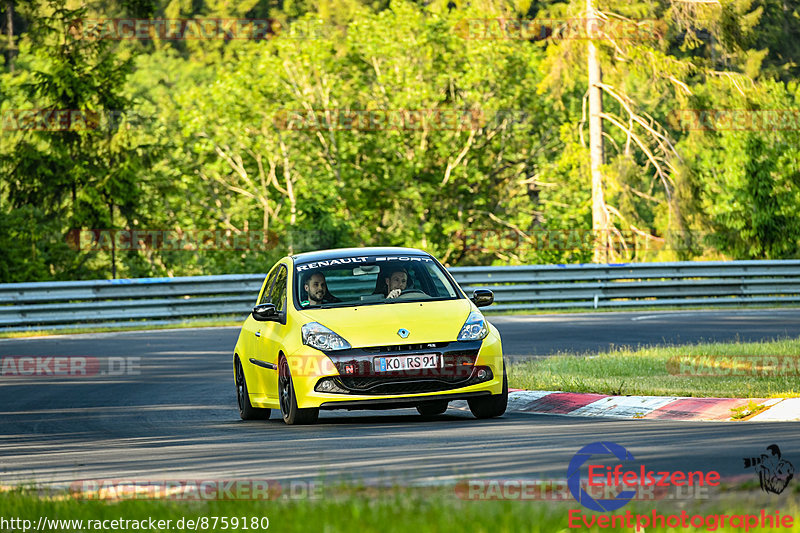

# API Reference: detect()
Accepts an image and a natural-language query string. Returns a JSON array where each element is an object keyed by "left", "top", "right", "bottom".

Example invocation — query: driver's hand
[{"left": 387, "top": 289, "right": 402, "bottom": 299}]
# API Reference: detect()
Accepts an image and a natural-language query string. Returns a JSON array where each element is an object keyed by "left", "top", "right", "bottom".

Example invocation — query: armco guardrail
[
  {"left": 451, "top": 260, "right": 800, "bottom": 312},
  {"left": 0, "top": 274, "right": 264, "bottom": 331},
  {"left": 1, "top": 260, "right": 799, "bottom": 331}
]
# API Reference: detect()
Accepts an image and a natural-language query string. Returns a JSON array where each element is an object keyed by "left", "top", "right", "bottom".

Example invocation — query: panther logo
[{"left": 743, "top": 444, "right": 795, "bottom": 495}]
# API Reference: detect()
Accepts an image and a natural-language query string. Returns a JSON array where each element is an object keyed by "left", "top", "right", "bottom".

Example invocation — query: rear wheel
[
  {"left": 468, "top": 362, "right": 508, "bottom": 419},
  {"left": 278, "top": 356, "right": 319, "bottom": 425},
  {"left": 235, "top": 356, "right": 271, "bottom": 420},
  {"left": 416, "top": 400, "right": 449, "bottom": 416}
]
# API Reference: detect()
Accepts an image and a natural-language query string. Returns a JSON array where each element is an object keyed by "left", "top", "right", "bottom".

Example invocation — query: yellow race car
[{"left": 233, "top": 247, "right": 507, "bottom": 424}]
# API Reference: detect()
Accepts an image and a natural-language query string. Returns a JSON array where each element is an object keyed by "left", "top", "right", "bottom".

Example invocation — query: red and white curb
[
  {"left": 454, "top": 391, "right": 800, "bottom": 421},
  {"left": 506, "top": 391, "right": 799, "bottom": 421}
]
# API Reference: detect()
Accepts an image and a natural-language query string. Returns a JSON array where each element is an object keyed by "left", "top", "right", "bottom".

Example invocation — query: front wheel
[
  {"left": 278, "top": 357, "right": 319, "bottom": 425},
  {"left": 235, "top": 356, "right": 271, "bottom": 420},
  {"left": 468, "top": 362, "right": 508, "bottom": 419}
]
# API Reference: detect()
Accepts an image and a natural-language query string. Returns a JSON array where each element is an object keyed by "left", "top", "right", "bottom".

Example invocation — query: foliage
[{"left": 1, "top": 0, "right": 799, "bottom": 281}]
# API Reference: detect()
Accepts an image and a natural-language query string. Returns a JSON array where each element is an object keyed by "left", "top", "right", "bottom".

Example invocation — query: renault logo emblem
[{"left": 397, "top": 328, "right": 410, "bottom": 338}]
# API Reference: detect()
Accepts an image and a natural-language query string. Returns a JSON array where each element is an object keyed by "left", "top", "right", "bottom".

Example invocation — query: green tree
[
  {"left": 676, "top": 79, "right": 800, "bottom": 258},
  {"left": 0, "top": 0, "right": 155, "bottom": 280}
]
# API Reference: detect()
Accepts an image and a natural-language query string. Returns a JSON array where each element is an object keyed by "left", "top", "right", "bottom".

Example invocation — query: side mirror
[
  {"left": 252, "top": 303, "right": 278, "bottom": 321},
  {"left": 470, "top": 289, "right": 494, "bottom": 308}
]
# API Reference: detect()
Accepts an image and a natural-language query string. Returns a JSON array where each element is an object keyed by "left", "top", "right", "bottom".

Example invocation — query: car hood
[{"left": 297, "top": 299, "right": 473, "bottom": 348}]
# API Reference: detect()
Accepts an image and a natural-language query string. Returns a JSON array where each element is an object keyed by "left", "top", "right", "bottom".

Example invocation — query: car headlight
[
  {"left": 302, "top": 322, "right": 351, "bottom": 351},
  {"left": 457, "top": 311, "right": 489, "bottom": 341}
]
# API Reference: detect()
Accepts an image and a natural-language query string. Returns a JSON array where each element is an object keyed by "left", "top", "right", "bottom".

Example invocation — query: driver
[
  {"left": 303, "top": 271, "right": 340, "bottom": 305},
  {"left": 384, "top": 268, "right": 409, "bottom": 299}
]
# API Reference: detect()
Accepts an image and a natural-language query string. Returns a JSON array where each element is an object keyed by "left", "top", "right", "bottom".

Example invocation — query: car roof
[{"left": 291, "top": 247, "right": 430, "bottom": 263}]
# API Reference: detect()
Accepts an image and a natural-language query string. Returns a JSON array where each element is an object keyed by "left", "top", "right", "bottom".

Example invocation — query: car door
[
  {"left": 240, "top": 267, "right": 279, "bottom": 391},
  {"left": 254, "top": 263, "right": 288, "bottom": 400}
]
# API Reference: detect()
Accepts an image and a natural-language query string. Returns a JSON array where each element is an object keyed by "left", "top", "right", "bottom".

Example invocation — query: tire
[
  {"left": 416, "top": 400, "right": 449, "bottom": 416},
  {"left": 235, "top": 356, "right": 271, "bottom": 420},
  {"left": 468, "top": 362, "right": 508, "bottom": 419},
  {"left": 278, "top": 356, "right": 319, "bottom": 425}
]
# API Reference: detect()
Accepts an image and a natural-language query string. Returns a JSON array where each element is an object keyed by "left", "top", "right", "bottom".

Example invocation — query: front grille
[
  {"left": 443, "top": 350, "right": 479, "bottom": 364},
  {"left": 333, "top": 366, "right": 492, "bottom": 395},
  {"left": 326, "top": 340, "right": 485, "bottom": 394},
  {"left": 333, "top": 350, "right": 479, "bottom": 378}
]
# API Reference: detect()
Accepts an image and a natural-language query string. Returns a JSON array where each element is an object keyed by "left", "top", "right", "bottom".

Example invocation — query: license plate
[{"left": 374, "top": 354, "right": 439, "bottom": 372}]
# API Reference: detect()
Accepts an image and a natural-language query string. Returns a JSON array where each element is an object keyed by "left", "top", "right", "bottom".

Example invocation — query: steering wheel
[{"left": 396, "top": 289, "right": 429, "bottom": 299}]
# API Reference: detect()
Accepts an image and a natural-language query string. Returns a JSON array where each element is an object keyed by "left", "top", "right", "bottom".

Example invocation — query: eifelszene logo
[
  {"left": 568, "top": 441, "right": 637, "bottom": 512},
  {"left": 568, "top": 441, "right": 721, "bottom": 512},
  {"left": 743, "top": 444, "right": 795, "bottom": 494}
]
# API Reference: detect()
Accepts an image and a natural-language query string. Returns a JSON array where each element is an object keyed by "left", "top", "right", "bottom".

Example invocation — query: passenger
[{"left": 303, "top": 271, "right": 340, "bottom": 305}]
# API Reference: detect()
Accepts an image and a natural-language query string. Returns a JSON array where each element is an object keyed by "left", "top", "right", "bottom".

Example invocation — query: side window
[
  {"left": 258, "top": 267, "right": 279, "bottom": 305},
  {"left": 270, "top": 265, "right": 288, "bottom": 313}
]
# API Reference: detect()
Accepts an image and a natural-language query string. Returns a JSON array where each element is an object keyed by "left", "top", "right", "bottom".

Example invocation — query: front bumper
[
  {"left": 287, "top": 332, "right": 504, "bottom": 409},
  {"left": 319, "top": 391, "right": 491, "bottom": 410}
]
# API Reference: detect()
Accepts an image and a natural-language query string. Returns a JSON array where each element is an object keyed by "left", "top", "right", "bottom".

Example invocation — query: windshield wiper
[{"left": 317, "top": 302, "right": 363, "bottom": 309}]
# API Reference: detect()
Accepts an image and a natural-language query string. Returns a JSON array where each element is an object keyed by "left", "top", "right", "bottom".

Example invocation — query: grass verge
[
  {"left": 484, "top": 303, "right": 800, "bottom": 316},
  {"left": 508, "top": 338, "right": 800, "bottom": 398},
  {"left": 1, "top": 485, "right": 798, "bottom": 533},
  {"left": 0, "top": 319, "right": 242, "bottom": 339},
  {"left": 4, "top": 305, "right": 798, "bottom": 339}
]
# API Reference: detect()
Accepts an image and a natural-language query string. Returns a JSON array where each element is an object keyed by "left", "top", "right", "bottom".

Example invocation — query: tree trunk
[
  {"left": 587, "top": 0, "right": 608, "bottom": 263},
  {"left": 109, "top": 201, "right": 117, "bottom": 279},
  {"left": 4, "top": 0, "right": 14, "bottom": 72}
]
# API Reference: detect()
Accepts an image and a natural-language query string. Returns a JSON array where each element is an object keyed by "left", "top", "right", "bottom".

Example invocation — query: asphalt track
[
  {"left": 493, "top": 308, "right": 800, "bottom": 356},
  {"left": 1, "top": 309, "right": 799, "bottom": 488}
]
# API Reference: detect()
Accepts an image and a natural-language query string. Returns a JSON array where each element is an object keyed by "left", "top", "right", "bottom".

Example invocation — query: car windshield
[{"left": 293, "top": 254, "right": 460, "bottom": 309}]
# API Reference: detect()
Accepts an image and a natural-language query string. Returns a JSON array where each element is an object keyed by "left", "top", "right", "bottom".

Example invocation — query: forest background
[{"left": 1, "top": 0, "right": 799, "bottom": 281}]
